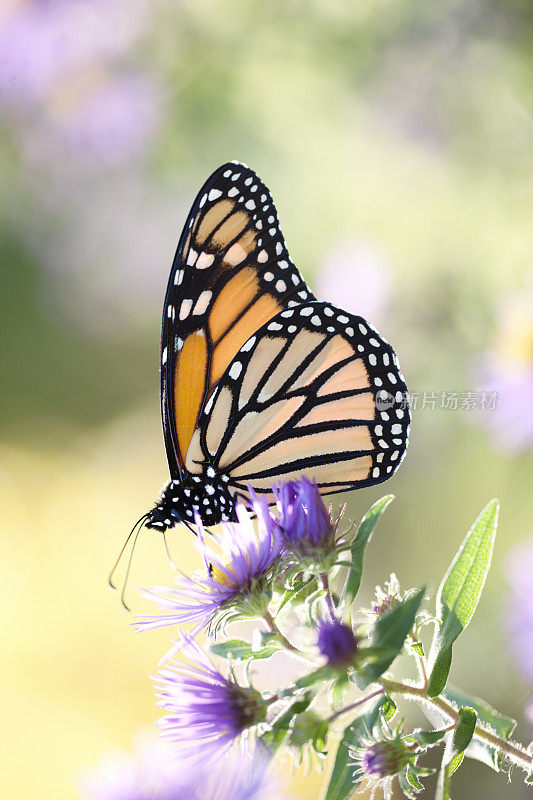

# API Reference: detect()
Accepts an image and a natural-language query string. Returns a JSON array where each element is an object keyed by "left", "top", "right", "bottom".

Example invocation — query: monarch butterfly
[{"left": 111, "top": 162, "right": 409, "bottom": 600}]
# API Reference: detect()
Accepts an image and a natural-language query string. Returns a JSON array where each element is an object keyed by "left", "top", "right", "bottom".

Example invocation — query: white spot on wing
[
  {"left": 241, "top": 336, "right": 256, "bottom": 352},
  {"left": 196, "top": 252, "right": 215, "bottom": 270},
  {"left": 193, "top": 290, "right": 212, "bottom": 315},
  {"left": 179, "top": 299, "right": 192, "bottom": 320},
  {"left": 229, "top": 361, "right": 242, "bottom": 379}
]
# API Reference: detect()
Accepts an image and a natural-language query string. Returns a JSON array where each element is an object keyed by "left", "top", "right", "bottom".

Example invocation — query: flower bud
[
  {"left": 317, "top": 617, "right": 359, "bottom": 667},
  {"left": 275, "top": 477, "right": 335, "bottom": 563},
  {"left": 360, "top": 738, "right": 411, "bottom": 778}
]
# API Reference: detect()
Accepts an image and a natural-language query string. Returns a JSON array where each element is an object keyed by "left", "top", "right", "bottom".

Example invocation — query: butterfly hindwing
[
  {"left": 160, "top": 162, "right": 315, "bottom": 475},
  {"left": 184, "top": 301, "right": 410, "bottom": 505}
]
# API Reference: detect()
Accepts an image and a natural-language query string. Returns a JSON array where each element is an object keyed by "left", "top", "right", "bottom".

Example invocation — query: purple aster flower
[
  {"left": 153, "top": 635, "right": 267, "bottom": 759},
  {"left": 504, "top": 538, "right": 533, "bottom": 685},
  {"left": 350, "top": 721, "right": 427, "bottom": 800},
  {"left": 78, "top": 731, "right": 291, "bottom": 800},
  {"left": 360, "top": 574, "right": 404, "bottom": 629},
  {"left": 137, "top": 501, "right": 281, "bottom": 633},
  {"left": 274, "top": 477, "right": 336, "bottom": 563},
  {"left": 316, "top": 240, "right": 391, "bottom": 328},
  {"left": 317, "top": 617, "right": 359, "bottom": 668},
  {"left": 474, "top": 274, "right": 533, "bottom": 454}
]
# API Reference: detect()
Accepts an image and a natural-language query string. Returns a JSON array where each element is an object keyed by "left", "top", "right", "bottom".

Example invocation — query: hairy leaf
[
  {"left": 427, "top": 500, "right": 499, "bottom": 697},
  {"left": 323, "top": 698, "right": 385, "bottom": 800},
  {"left": 341, "top": 495, "right": 394, "bottom": 610},
  {"left": 262, "top": 692, "right": 314, "bottom": 752},
  {"left": 422, "top": 686, "right": 517, "bottom": 773},
  {"left": 210, "top": 634, "right": 284, "bottom": 661},
  {"left": 357, "top": 587, "right": 426, "bottom": 688}
]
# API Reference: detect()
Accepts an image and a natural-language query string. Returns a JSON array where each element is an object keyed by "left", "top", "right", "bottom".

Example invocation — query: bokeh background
[{"left": 1, "top": 1, "right": 533, "bottom": 798}]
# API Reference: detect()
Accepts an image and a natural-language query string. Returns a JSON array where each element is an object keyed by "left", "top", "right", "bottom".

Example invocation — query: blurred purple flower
[
  {"left": 504, "top": 538, "right": 533, "bottom": 685},
  {"left": 526, "top": 697, "right": 533, "bottom": 726},
  {"left": 315, "top": 240, "right": 391, "bottom": 327},
  {"left": 477, "top": 359, "right": 533, "bottom": 454},
  {"left": 153, "top": 635, "right": 267, "bottom": 759},
  {"left": 0, "top": 0, "right": 160, "bottom": 164},
  {"left": 274, "top": 477, "right": 335, "bottom": 559},
  {"left": 317, "top": 617, "right": 359, "bottom": 667},
  {"left": 47, "top": 73, "right": 162, "bottom": 164},
  {"left": 78, "top": 731, "right": 290, "bottom": 800},
  {"left": 137, "top": 501, "right": 281, "bottom": 633},
  {"left": 475, "top": 276, "right": 533, "bottom": 454},
  {"left": 78, "top": 732, "right": 191, "bottom": 800},
  {"left": 0, "top": 0, "right": 147, "bottom": 103}
]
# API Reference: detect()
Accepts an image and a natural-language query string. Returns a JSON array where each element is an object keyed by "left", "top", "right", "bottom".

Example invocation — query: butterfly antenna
[
  {"left": 108, "top": 514, "right": 148, "bottom": 593},
  {"left": 119, "top": 519, "right": 147, "bottom": 611},
  {"left": 162, "top": 530, "right": 179, "bottom": 572},
  {"left": 182, "top": 519, "right": 197, "bottom": 536}
]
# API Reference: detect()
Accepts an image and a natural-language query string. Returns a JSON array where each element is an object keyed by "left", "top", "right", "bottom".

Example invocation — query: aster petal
[
  {"left": 151, "top": 634, "right": 265, "bottom": 760},
  {"left": 138, "top": 501, "right": 280, "bottom": 632}
]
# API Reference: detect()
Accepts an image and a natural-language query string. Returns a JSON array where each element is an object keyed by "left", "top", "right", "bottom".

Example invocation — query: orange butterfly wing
[
  {"left": 184, "top": 301, "right": 409, "bottom": 505},
  {"left": 160, "top": 162, "right": 315, "bottom": 476}
]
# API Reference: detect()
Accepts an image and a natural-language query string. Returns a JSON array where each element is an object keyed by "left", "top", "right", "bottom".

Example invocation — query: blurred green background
[{"left": 1, "top": 1, "right": 533, "bottom": 797}]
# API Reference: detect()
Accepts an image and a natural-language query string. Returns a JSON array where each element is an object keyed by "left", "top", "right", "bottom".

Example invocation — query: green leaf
[
  {"left": 275, "top": 576, "right": 316, "bottom": 612},
  {"left": 295, "top": 665, "right": 334, "bottom": 690},
  {"left": 412, "top": 728, "right": 448, "bottom": 748},
  {"left": 443, "top": 687, "right": 516, "bottom": 772},
  {"left": 435, "top": 711, "right": 475, "bottom": 800},
  {"left": 422, "top": 686, "right": 517, "bottom": 773},
  {"left": 427, "top": 500, "right": 499, "bottom": 697},
  {"left": 210, "top": 634, "right": 284, "bottom": 661},
  {"left": 341, "top": 495, "right": 394, "bottom": 609},
  {"left": 451, "top": 708, "right": 477, "bottom": 758},
  {"left": 330, "top": 673, "right": 351, "bottom": 710},
  {"left": 323, "top": 698, "right": 385, "bottom": 800},
  {"left": 411, "top": 641, "right": 425, "bottom": 657},
  {"left": 381, "top": 693, "right": 397, "bottom": 721},
  {"left": 398, "top": 770, "right": 420, "bottom": 799},
  {"left": 448, "top": 751, "right": 464, "bottom": 775},
  {"left": 357, "top": 587, "right": 426, "bottom": 688},
  {"left": 406, "top": 763, "right": 425, "bottom": 790},
  {"left": 261, "top": 692, "right": 313, "bottom": 752}
]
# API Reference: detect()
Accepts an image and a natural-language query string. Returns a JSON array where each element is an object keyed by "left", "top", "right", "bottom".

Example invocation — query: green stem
[
  {"left": 379, "top": 677, "right": 533, "bottom": 776},
  {"left": 263, "top": 610, "right": 300, "bottom": 654},
  {"left": 320, "top": 573, "right": 337, "bottom": 620},
  {"left": 326, "top": 688, "right": 384, "bottom": 723}
]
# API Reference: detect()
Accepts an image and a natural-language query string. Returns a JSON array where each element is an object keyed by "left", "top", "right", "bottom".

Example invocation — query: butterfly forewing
[
  {"left": 160, "top": 162, "right": 315, "bottom": 476},
  {"left": 185, "top": 301, "right": 410, "bottom": 505}
]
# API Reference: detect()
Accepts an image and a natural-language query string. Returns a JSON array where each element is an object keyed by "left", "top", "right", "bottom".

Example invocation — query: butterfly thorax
[{"left": 146, "top": 470, "right": 236, "bottom": 531}]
